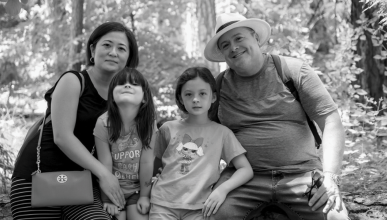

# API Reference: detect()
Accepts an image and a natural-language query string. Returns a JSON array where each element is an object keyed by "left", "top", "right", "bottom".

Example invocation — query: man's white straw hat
[{"left": 204, "top": 13, "right": 271, "bottom": 62}]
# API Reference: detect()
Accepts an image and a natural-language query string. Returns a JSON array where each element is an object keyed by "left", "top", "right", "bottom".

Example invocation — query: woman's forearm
[{"left": 54, "top": 133, "right": 110, "bottom": 179}]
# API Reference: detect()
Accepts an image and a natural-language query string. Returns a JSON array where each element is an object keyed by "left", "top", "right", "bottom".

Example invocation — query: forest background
[{"left": 1, "top": 0, "right": 387, "bottom": 219}]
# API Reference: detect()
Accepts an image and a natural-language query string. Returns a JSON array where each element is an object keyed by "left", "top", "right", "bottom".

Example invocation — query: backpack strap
[
  {"left": 271, "top": 54, "right": 322, "bottom": 149},
  {"left": 43, "top": 71, "right": 85, "bottom": 126},
  {"left": 210, "top": 70, "right": 227, "bottom": 123}
]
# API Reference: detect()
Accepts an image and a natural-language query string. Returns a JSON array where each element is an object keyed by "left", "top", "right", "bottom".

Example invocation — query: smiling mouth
[
  {"left": 232, "top": 51, "right": 245, "bottom": 58},
  {"left": 106, "top": 60, "right": 118, "bottom": 63}
]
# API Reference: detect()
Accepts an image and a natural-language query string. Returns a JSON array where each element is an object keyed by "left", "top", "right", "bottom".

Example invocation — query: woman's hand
[
  {"left": 202, "top": 188, "right": 226, "bottom": 217},
  {"left": 137, "top": 196, "right": 150, "bottom": 214},
  {"left": 308, "top": 176, "right": 342, "bottom": 213},
  {"left": 98, "top": 172, "right": 125, "bottom": 208}
]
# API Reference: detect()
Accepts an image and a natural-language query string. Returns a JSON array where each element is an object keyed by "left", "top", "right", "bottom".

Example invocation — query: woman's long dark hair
[{"left": 107, "top": 67, "right": 155, "bottom": 149}]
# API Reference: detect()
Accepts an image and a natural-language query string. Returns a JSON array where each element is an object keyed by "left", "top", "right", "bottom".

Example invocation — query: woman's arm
[
  {"left": 137, "top": 131, "right": 156, "bottom": 214},
  {"left": 51, "top": 73, "right": 124, "bottom": 207},
  {"left": 309, "top": 109, "right": 344, "bottom": 213},
  {"left": 95, "top": 137, "right": 120, "bottom": 216},
  {"left": 203, "top": 154, "right": 253, "bottom": 217}
]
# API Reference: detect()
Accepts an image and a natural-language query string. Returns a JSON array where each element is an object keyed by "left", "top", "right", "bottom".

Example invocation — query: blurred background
[{"left": 1, "top": 0, "right": 387, "bottom": 219}]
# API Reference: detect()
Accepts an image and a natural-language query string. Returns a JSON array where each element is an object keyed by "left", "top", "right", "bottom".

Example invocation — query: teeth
[{"left": 233, "top": 51, "right": 244, "bottom": 58}]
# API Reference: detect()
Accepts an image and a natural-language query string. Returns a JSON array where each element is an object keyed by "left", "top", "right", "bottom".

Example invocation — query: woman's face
[{"left": 91, "top": 31, "right": 130, "bottom": 73}]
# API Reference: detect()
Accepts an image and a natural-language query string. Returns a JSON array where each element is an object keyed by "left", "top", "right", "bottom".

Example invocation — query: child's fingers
[
  {"left": 114, "top": 206, "right": 120, "bottom": 215},
  {"left": 212, "top": 202, "right": 222, "bottom": 214},
  {"left": 206, "top": 202, "right": 217, "bottom": 216},
  {"left": 203, "top": 201, "right": 214, "bottom": 217},
  {"left": 137, "top": 202, "right": 142, "bottom": 213}
]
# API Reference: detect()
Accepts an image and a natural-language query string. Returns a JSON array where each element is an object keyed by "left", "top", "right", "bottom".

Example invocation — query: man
[{"left": 203, "top": 13, "right": 349, "bottom": 220}]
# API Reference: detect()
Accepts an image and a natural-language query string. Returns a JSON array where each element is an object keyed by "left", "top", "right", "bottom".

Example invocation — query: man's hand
[
  {"left": 308, "top": 176, "right": 342, "bottom": 213},
  {"left": 137, "top": 196, "right": 150, "bottom": 214},
  {"left": 202, "top": 188, "right": 226, "bottom": 217}
]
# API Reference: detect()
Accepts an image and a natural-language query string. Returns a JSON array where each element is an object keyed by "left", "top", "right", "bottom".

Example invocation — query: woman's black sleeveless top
[{"left": 13, "top": 70, "right": 107, "bottom": 181}]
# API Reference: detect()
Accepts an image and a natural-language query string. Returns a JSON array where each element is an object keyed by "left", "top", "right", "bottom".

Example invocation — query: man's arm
[{"left": 309, "top": 109, "right": 345, "bottom": 213}]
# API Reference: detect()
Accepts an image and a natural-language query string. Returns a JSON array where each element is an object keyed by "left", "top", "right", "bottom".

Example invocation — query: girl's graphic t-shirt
[
  {"left": 94, "top": 112, "right": 141, "bottom": 200},
  {"left": 151, "top": 120, "right": 246, "bottom": 210}
]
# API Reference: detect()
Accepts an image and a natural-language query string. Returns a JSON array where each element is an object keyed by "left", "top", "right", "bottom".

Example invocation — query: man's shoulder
[{"left": 277, "top": 55, "right": 305, "bottom": 73}]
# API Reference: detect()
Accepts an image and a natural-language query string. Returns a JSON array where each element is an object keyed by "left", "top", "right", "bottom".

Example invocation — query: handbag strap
[
  {"left": 32, "top": 72, "right": 94, "bottom": 175},
  {"left": 33, "top": 116, "right": 96, "bottom": 175}
]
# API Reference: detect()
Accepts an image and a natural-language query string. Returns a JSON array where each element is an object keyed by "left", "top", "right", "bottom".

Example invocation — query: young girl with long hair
[
  {"left": 149, "top": 67, "right": 253, "bottom": 219},
  {"left": 94, "top": 67, "right": 156, "bottom": 220}
]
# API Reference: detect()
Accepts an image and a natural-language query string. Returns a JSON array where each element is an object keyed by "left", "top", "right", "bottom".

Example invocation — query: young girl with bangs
[
  {"left": 149, "top": 67, "right": 253, "bottom": 220},
  {"left": 94, "top": 67, "right": 156, "bottom": 220}
]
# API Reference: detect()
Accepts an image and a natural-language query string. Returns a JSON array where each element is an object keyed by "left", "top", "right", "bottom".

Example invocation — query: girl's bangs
[{"left": 116, "top": 69, "right": 145, "bottom": 86}]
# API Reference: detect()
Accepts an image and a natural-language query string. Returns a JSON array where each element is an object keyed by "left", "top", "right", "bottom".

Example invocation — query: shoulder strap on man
[
  {"left": 210, "top": 70, "right": 226, "bottom": 123},
  {"left": 271, "top": 54, "right": 322, "bottom": 149}
]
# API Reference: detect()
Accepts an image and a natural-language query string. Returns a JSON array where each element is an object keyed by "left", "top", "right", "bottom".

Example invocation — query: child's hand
[
  {"left": 137, "top": 196, "right": 150, "bottom": 214},
  {"left": 202, "top": 188, "right": 226, "bottom": 217},
  {"left": 103, "top": 202, "right": 121, "bottom": 216}
]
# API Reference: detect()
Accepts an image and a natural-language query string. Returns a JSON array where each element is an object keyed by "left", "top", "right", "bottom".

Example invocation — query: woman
[{"left": 10, "top": 21, "right": 139, "bottom": 220}]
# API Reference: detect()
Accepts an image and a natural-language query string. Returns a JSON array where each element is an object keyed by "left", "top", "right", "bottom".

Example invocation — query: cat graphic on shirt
[{"left": 176, "top": 134, "right": 204, "bottom": 175}]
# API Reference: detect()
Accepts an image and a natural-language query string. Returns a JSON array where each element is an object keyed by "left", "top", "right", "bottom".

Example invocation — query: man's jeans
[{"left": 212, "top": 167, "right": 350, "bottom": 220}]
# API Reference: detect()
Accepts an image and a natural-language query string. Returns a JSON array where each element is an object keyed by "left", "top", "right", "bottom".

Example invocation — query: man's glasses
[{"left": 303, "top": 171, "right": 324, "bottom": 201}]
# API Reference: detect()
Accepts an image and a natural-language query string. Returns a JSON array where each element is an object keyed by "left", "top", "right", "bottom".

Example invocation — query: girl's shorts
[{"left": 125, "top": 191, "right": 140, "bottom": 207}]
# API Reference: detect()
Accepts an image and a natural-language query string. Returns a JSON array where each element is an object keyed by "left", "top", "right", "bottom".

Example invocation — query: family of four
[{"left": 10, "top": 13, "right": 349, "bottom": 220}]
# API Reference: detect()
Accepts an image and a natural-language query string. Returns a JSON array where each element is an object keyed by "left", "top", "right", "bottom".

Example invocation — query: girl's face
[
  {"left": 91, "top": 31, "right": 129, "bottom": 73},
  {"left": 113, "top": 81, "right": 144, "bottom": 107},
  {"left": 180, "top": 77, "right": 216, "bottom": 117}
]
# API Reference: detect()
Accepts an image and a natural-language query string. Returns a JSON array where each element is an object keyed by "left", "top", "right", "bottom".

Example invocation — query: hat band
[{"left": 216, "top": 20, "right": 239, "bottom": 33}]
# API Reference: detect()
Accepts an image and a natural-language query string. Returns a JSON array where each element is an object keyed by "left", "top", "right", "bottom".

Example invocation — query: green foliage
[
  {"left": 0, "top": 107, "right": 30, "bottom": 194},
  {"left": 2, "top": 3, "right": 387, "bottom": 216}
]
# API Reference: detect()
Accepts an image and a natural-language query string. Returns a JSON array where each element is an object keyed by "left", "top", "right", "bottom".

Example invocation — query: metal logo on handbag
[
  {"left": 30, "top": 110, "right": 94, "bottom": 207},
  {"left": 57, "top": 174, "right": 68, "bottom": 183}
]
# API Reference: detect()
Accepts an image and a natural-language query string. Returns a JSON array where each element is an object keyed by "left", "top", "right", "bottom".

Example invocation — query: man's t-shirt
[
  {"left": 151, "top": 120, "right": 246, "bottom": 210},
  {"left": 218, "top": 54, "right": 337, "bottom": 173},
  {"left": 94, "top": 112, "right": 141, "bottom": 200}
]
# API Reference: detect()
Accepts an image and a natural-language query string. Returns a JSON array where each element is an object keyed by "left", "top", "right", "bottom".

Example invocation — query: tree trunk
[
  {"left": 47, "top": 0, "right": 66, "bottom": 74},
  {"left": 351, "top": 0, "right": 385, "bottom": 105},
  {"left": 69, "top": 0, "right": 84, "bottom": 71},
  {"left": 197, "top": 0, "right": 219, "bottom": 74}
]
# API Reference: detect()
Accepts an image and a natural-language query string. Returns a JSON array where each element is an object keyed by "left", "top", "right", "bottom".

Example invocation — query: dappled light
[{"left": 2, "top": 0, "right": 387, "bottom": 219}]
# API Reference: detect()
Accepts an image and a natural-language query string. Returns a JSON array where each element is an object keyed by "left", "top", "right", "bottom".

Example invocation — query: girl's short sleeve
[
  {"left": 221, "top": 128, "right": 246, "bottom": 165},
  {"left": 93, "top": 116, "right": 109, "bottom": 143},
  {"left": 154, "top": 124, "right": 170, "bottom": 159}
]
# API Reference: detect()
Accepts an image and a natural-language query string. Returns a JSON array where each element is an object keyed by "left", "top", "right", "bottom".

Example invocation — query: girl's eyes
[
  {"left": 185, "top": 93, "right": 192, "bottom": 97},
  {"left": 119, "top": 47, "right": 126, "bottom": 51}
]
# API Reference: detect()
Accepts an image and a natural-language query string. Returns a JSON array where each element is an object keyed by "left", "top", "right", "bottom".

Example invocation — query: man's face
[{"left": 217, "top": 27, "right": 262, "bottom": 75}]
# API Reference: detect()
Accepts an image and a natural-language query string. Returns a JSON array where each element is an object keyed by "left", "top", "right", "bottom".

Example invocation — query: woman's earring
[{"left": 90, "top": 57, "right": 95, "bottom": 64}]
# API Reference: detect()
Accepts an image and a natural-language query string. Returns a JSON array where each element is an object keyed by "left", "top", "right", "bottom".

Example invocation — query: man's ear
[{"left": 212, "top": 92, "right": 217, "bottom": 103}]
